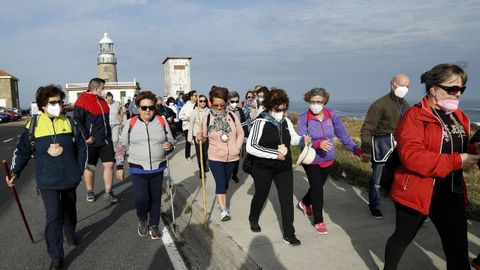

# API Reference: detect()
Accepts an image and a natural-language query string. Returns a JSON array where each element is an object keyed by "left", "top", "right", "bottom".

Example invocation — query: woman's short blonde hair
[{"left": 303, "top": 88, "right": 330, "bottom": 105}]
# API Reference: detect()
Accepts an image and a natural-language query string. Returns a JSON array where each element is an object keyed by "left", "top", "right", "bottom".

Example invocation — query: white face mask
[
  {"left": 230, "top": 102, "right": 238, "bottom": 109},
  {"left": 100, "top": 90, "right": 108, "bottom": 98},
  {"left": 271, "top": 111, "right": 284, "bottom": 122},
  {"left": 47, "top": 103, "right": 61, "bottom": 117},
  {"left": 394, "top": 86, "right": 409, "bottom": 99},
  {"left": 309, "top": 104, "right": 323, "bottom": 114},
  {"left": 258, "top": 97, "right": 264, "bottom": 103}
]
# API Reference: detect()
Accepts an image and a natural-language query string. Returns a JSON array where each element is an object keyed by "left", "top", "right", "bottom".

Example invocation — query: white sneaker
[
  {"left": 220, "top": 210, "right": 231, "bottom": 222},
  {"left": 186, "top": 157, "right": 192, "bottom": 162}
]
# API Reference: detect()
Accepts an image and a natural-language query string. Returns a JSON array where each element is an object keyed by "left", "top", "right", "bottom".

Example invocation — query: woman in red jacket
[{"left": 384, "top": 63, "right": 480, "bottom": 270}]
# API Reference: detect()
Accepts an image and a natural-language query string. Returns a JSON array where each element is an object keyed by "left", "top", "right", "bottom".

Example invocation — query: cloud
[{"left": 1, "top": 0, "right": 479, "bottom": 106}]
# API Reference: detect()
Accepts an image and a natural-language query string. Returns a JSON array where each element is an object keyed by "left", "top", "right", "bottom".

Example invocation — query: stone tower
[{"left": 97, "top": 32, "right": 118, "bottom": 82}]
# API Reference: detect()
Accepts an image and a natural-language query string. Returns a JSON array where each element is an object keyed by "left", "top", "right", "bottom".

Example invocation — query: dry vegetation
[{"left": 288, "top": 114, "right": 480, "bottom": 221}]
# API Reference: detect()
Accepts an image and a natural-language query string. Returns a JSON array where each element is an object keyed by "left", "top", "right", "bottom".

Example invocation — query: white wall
[{"left": 163, "top": 58, "right": 191, "bottom": 98}]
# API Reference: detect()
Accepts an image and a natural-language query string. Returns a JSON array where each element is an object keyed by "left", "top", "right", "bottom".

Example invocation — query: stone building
[
  {"left": 66, "top": 32, "right": 140, "bottom": 105},
  {"left": 163, "top": 57, "right": 192, "bottom": 98},
  {"left": 0, "top": 69, "right": 20, "bottom": 108}
]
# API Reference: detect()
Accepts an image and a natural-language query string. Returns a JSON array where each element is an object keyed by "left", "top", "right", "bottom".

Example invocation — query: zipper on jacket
[
  {"left": 145, "top": 122, "right": 153, "bottom": 170},
  {"left": 403, "top": 175, "right": 411, "bottom": 191},
  {"left": 96, "top": 97, "right": 108, "bottom": 144},
  {"left": 319, "top": 120, "right": 327, "bottom": 162}
]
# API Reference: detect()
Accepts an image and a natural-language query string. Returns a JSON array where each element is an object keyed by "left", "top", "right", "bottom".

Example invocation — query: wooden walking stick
[
  {"left": 2, "top": 160, "right": 35, "bottom": 243},
  {"left": 197, "top": 98, "right": 209, "bottom": 230}
]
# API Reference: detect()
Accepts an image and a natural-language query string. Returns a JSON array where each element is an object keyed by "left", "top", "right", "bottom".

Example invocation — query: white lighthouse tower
[{"left": 97, "top": 32, "right": 118, "bottom": 82}]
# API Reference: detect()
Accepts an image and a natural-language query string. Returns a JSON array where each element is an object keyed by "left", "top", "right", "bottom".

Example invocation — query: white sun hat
[{"left": 296, "top": 144, "right": 316, "bottom": 166}]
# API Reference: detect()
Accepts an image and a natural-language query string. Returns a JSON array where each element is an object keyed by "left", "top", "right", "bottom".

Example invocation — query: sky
[{"left": 1, "top": 0, "right": 480, "bottom": 108}]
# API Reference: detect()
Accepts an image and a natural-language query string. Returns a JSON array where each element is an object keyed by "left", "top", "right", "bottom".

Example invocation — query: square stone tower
[{"left": 163, "top": 57, "right": 192, "bottom": 98}]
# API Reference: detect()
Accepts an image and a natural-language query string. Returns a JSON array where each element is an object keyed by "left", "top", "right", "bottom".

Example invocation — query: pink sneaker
[
  {"left": 314, "top": 222, "right": 328, "bottom": 234},
  {"left": 298, "top": 201, "right": 313, "bottom": 217}
]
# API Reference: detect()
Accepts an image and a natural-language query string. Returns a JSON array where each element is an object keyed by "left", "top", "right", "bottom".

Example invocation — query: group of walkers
[{"left": 5, "top": 62, "right": 480, "bottom": 270}]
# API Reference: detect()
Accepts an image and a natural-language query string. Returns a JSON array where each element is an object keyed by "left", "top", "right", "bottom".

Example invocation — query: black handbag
[{"left": 372, "top": 133, "right": 396, "bottom": 163}]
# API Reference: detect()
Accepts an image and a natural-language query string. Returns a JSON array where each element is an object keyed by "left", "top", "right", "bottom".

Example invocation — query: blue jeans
[
  {"left": 209, "top": 160, "right": 236, "bottom": 194},
  {"left": 131, "top": 172, "right": 164, "bottom": 226},
  {"left": 368, "top": 162, "right": 384, "bottom": 210}
]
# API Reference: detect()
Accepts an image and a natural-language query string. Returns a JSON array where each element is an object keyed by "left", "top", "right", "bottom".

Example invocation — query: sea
[{"left": 288, "top": 100, "right": 480, "bottom": 125}]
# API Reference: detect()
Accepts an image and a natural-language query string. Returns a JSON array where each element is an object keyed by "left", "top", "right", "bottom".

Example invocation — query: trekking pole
[
  {"left": 2, "top": 160, "right": 34, "bottom": 243},
  {"left": 165, "top": 155, "right": 176, "bottom": 232},
  {"left": 197, "top": 98, "right": 208, "bottom": 230}
]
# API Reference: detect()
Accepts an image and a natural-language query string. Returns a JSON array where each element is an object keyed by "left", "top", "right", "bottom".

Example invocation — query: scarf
[{"left": 208, "top": 108, "right": 232, "bottom": 134}]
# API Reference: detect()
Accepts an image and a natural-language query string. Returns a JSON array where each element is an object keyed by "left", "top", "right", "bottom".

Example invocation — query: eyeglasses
[
  {"left": 212, "top": 103, "right": 226, "bottom": 108},
  {"left": 274, "top": 108, "right": 287, "bottom": 113},
  {"left": 48, "top": 100, "right": 63, "bottom": 105},
  {"left": 140, "top": 106, "right": 155, "bottom": 111},
  {"left": 246, "top": 96, "right": 253, "bottom": 99},
  {"left": 199, "top": 100, "right": 207, "bottom": 103},
  {"left": 436, "top": 85, "right": 466, "bottom": 95}
]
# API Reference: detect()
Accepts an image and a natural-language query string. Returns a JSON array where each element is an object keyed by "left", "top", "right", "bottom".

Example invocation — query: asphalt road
[{"left": 0, "top": 120, "right": 183, "bottom": 269}]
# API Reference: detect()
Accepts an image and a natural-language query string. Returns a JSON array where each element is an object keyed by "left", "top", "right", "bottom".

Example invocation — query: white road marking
[
  {"left": 3, "top": 138, "right": 14, "bottom": 143},
  {"left": 160, "top": 219, "right": 187, "bottom": 270}
]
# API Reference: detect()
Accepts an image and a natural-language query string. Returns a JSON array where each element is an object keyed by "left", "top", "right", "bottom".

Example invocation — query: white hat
[{"left": 296, "top": 144, "right": 316, "bottom": 166}]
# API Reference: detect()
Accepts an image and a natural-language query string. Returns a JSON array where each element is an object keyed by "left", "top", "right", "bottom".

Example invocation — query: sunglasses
[
  {"left": 436, "top": 85, "right": 466, "bottom": 95},
  {"left": 48, "top": 100, "right": 63, "bottom": 105},
  {"left": 212, "top": 104, "right": 226, "bottom": 108},
  {"left": 229, "top": 100, "right": 239, "bottom": 104},
  {"left": 246, "top": 96, "right": 253, "bottom": 99},
  {"left": 140, "top": 105, "right": 155, "bottom": 111},
  {"left": 274, "top": 108, "right": 287, "bottom": 113},
  {"left": 199, "top": 100, "right": 207, "bottom": 103}
]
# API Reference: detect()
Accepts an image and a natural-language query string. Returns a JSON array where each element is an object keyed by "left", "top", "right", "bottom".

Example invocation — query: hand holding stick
[{"left": 3, "top": 160, "right": 34, "bottom": 243}]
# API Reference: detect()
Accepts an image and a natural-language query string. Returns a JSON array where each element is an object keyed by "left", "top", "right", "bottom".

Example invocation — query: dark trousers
[
  {"left": 301, "top": 164, "right": 329, "bottom": 224},
  {"left": 249, "top": 166, "right": 295, "bottom": 237},
  {"left": 193, "top": 137, "right": 209, "bottom": 173},
  {"left": 232, "top": 160, "right": 239, "bottom": 178},
  {"left": 131, "top": 172, "right": 164, "bottom": 226},
  {"left": 384, "top": 192, "right": 469, "bottom": 270},
  {"left": 209, "top": 160, "right": 236, "bottom": 194},
  {"left": 184, "top": 130, "right": 191, "bottom": 159},
  {"left": 40, "top": 188, "right": 77, "bottom": 259}
]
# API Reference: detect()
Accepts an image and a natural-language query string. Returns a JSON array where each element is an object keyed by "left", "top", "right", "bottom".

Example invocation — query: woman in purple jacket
[{"left": 296, "top": 88, "right": 363, "bottom": 234}]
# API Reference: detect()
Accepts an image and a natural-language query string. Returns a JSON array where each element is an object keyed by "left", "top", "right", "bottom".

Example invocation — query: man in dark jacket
[
  {"left": 74, "top": 78, "right": 118, "bottom": 204},
  {"left": 360, "top": 74, "right": 410, "bottom": 219}
]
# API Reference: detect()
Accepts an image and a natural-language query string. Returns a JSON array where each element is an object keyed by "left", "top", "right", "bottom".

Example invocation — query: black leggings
[
  {"left": 184, "top": 130, "right": 191, "bottom": 159},
  {"left": 301, "top": 164, "right": 329, "bottom": 224},
  {"left": 249, "top": 166, "right": 294, "bottom": 237},
  {"left": 384, "top": 192, "right": 469, "bottom": 270}
]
